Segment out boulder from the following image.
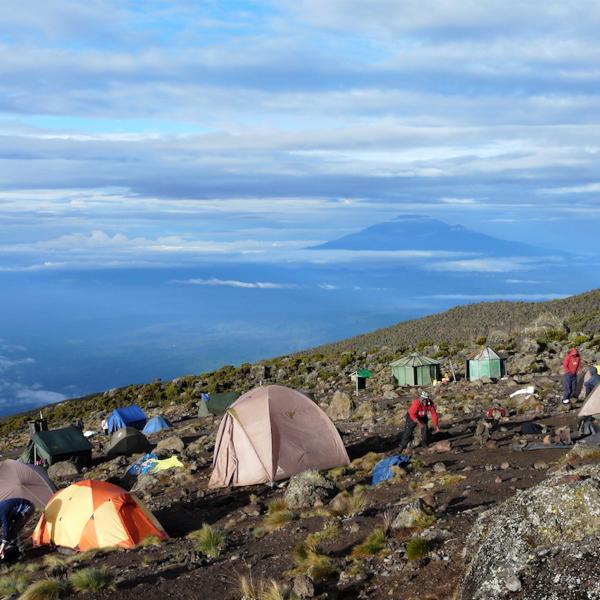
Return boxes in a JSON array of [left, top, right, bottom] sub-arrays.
[[326, 391, 355, 421], [155, 436, 185, 455], [284, 470, 336, 510], [458, 463, 600, 600], [48, 461, 79, 479], [392, 498, 434, 529], [293, 575, 315, 598], [353, 401, 376, 422], [487, 330, 511, 346], [185, 436, 209, 457]]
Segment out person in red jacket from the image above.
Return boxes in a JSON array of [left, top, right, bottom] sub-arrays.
[[562, 348, 582, 405], [398, 391, 439, 451]]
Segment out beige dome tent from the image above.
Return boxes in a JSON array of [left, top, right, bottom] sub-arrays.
[[209, 385, 350, 488], [579, 385, 600, 417]]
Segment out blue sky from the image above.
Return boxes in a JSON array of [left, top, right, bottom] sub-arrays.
[[1, 1, 600, 412]]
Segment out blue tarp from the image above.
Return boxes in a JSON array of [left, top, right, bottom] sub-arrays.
[[372, 455, 411, 485], [142, 416, 172, 434], [126, 452, 159, 478], [107, 405, 147, 433]]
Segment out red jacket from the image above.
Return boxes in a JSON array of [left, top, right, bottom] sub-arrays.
[[408, 398, 439, 428], [563, 349, 581, 375]]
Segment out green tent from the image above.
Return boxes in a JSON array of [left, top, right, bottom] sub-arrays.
[[20, 426, 92, 467], [390, 353, 441, 386], [198, 391, 240, 417], [467, 347, 507, 381]]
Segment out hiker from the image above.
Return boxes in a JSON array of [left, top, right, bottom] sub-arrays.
[[584, 366, 600, 397], [0, 498, 34, 560], [562, 348, 582, 405], [398, 391, 439, 451], [101, 417, 108, 435]]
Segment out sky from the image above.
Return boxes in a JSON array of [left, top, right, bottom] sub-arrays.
[[1, 0, 600, 413]]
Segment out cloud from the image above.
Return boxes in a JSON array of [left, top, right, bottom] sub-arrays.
[[171, 277, 300, 289], [426, 258, 544, 273], [0, 355, 35, 371]]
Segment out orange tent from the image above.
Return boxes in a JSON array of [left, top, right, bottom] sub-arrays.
[[32, 480, 168, 551], [209, 385, 350, 488]]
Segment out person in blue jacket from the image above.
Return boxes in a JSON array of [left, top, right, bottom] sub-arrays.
[[0, 498, 34, 560]]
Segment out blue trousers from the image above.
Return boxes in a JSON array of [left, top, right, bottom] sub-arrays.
[[563, 373, 577, 400]]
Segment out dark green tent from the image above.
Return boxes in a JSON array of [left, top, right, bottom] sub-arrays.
[[107, 427, 152, 458], [20, 426, 92, 467], [198, 391, 240, 417]]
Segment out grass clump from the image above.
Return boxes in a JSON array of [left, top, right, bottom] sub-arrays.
[[263, 499, 294, 532], [291, 525, 339, 581], [329, 487, 368, 518], [406, 537, 429, 561], [413, 512, 437, 528], [238, 574, 300, 600], [69, 567, 116, 592], [0, 571, 33, 596], [20, 577, 72, 600], [137, 534, 164, 547], [351, 528, 387, 559], [187, 523, 226, 558]]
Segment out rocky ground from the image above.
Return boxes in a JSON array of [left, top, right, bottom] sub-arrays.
[[2, 311, 600, 599], [2, 369, 599, 600]]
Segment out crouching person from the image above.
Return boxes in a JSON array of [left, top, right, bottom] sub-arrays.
[[0, 498, 34, 561], [398, 391, 439, 451]]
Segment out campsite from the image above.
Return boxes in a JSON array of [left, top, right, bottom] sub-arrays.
[[1, 296, 600, 599]]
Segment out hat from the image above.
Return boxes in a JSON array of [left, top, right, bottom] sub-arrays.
[[420, 391, 431, 401]]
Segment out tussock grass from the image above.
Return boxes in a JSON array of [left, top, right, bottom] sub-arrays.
[[187, 523, 226, 558], [438, 474, 466, 487], [329, 487, 368, 518], [351, 528, 387, 559], [0, 571, 32, 596], [350, 452, 383, 475], [382, 509, 394, 535], [20, 577, 72, 600], [137, 534, 164, 547], [290, 524, 340, 581], [263, 499, 294, 532], [406, 537, 429, 561], [69, 567, 116, 592], [327, 466, 347, 480], [238, 574, 299, 600]]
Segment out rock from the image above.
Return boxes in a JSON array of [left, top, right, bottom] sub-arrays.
[[383, 390, 398, 400], [504, 574, 521, 592], [458, 463, 600, 600], [293, 574, 315, 598], [185, 436, 209, 457], [500, 462, 510, 470], [432, 462, 447, 473], [564, 443, 600, 464], [392, 498, 434, 529], [353, 401, 376, 422], [425, 439, 452, 453], [284, 470, 336, 510], [533, 462, 548, 470], [48, 461, 79, 479], [155, 436, 185, 454], [326, 391, 355, 421], [517, 337, 540, 354], [487, 330, 511, 346]]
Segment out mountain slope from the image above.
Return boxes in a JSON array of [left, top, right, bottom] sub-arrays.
[[313, 288, 600, 354], [311, 214, 555, 257]]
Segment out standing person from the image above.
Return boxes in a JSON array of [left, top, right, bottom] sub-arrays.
[[398, 391, 440, 451], [101, 417, 108, 435], [0, 498, 34, 560], [562, 348, 582, 405]]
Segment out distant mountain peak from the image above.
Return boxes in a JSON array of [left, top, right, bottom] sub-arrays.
[[310, 215, 549, 257]]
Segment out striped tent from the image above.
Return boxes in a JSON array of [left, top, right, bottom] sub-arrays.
[[32, 480, 167, 551]]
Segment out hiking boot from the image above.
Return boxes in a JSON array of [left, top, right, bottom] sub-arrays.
[[562, 398, 571, 405]]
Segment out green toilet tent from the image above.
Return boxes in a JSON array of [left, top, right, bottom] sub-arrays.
[[467, 347, 507, 381], [198, 391, 241, 417], [390, 353, 441, 386], [20, 426, 93, 468]]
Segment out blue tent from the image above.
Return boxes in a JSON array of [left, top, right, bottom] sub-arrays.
[[142, 416, 172, 435], [107, 405, 147, 433]]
